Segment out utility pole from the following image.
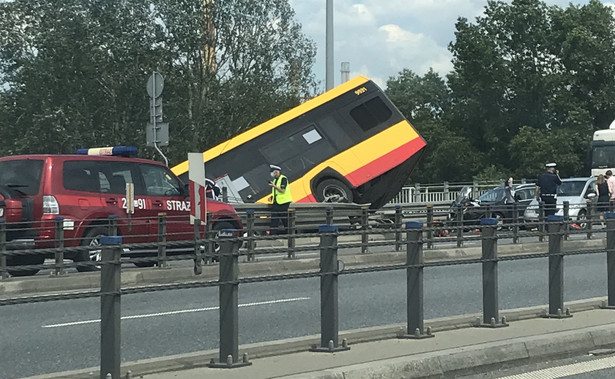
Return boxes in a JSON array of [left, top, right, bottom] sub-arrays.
[[326, 0, 334, 90]]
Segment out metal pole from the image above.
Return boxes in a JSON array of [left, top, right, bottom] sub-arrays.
[[563, 201, 569, 240], [394, 205, 402, 251], [586, 199, 593, 240], [538, 201, 545, 242], [310, 225, 350, 352], [426, 204, 434, 249], [603, 212, 615, 309], [361, 206, 368, 254], [246, 209, 255, 262], [325, 206, 333, 225], [0, 219, 7, 279], [399, 221, 434, 339], [157, 213, 167, 268], [479, 218, 507, 328], [193, 220, 202, 275], [53, 216, 65, 276], [100, 235, 122, 379], [287, 208, 296, 259], [456, 204, 463, 248], [544, 215, 571, 318], [326, 0, 334, 90], [208, 229, 252, 368]]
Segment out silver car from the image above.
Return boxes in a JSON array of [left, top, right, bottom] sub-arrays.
[[523, 177, 597, 229]]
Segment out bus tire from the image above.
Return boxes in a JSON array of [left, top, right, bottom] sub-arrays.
[[315, 179, 354, 203]]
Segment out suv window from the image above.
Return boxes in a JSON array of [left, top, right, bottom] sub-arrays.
[[139, 164, 183, 196], [64, 161, 139, 194], [0, 160, 44, 195]]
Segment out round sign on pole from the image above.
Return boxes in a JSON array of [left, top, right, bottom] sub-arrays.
[[146, 72, 164, 98]]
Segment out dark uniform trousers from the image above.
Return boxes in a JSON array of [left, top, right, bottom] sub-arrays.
[[541, 194, 557, 217], [270, 202, 290, 235]]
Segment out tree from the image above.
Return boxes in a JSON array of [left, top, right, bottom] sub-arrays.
[[0, 0, 317, 165], [447, 0, 615, 179]]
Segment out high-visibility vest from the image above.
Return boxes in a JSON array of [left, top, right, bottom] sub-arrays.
[[272, 174, 292, 204]]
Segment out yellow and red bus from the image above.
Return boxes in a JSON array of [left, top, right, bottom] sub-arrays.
[[171, 75, 426, 209]]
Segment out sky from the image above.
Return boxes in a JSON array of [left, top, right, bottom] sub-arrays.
[[289, 0, 615, 90]]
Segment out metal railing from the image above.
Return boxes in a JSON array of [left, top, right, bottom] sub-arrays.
[[0, 204, 612, 378]]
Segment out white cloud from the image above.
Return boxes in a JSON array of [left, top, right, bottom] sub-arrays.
[[290, 0, 611, 90]]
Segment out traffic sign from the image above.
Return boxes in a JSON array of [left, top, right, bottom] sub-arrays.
[[146, 122, 169, 147], [146, 72, 164, 98]]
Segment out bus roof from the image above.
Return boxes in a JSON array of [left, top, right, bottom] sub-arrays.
[[171, 75, 372, 176]]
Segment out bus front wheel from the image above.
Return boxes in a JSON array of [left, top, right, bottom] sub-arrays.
[[315, 179, 354, 203]]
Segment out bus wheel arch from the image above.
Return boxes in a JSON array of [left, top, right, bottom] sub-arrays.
[[314, 178, 354, 203]]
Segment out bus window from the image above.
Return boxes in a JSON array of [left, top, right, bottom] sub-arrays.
[[350, 96, 392, 131]]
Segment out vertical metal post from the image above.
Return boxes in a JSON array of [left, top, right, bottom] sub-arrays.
[[394, 205, 402, 251], [100, 235, 122, 379], [456, 204, 463, 248], [246, 209, 255, 262], [603, 212, 615, 309], [472, 179, 479, 199], [538, 201, 545, 242], [414, 183, 421, 203], [193, 220, 202, 275], [53, 216, 65, 276], [325, 0, 334, 90], [361, 206, 368, 254], [543, 215, 571, 318], [399, 222, 434, 339], [0, 219, 7, 279], [208, 229, 252, 368], [325, 207, 333, 225], [586, 199, 593, 240], [206, 212, 214, 263], [512, 202, 519, 244], [478, 218, 507, 328], [108, 215, 118, 236], [310, 225, 350, 352], [425, 204, 434, 249], [222, 186, 228, 203], [157, 213, 167, 268], [287, 208, 296, 259], [563, 201, 570, 240]]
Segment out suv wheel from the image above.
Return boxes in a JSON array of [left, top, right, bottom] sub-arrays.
[[76, 226, 108, 272]]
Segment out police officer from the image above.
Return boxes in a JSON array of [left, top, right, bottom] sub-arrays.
[[268, 164, 292, 235], [535, 162, 562, 217]]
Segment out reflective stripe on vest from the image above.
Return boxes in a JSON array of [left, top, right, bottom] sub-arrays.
[[272, 174, 292, 204]]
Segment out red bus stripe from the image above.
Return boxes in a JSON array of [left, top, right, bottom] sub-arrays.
[[345, 137, 426, 186]]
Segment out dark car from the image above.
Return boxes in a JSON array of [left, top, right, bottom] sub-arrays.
[[448, 183, 535, 229]]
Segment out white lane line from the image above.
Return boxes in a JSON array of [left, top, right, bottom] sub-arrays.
[[42, 297, 311, 328], [498, 354, 615, 379]]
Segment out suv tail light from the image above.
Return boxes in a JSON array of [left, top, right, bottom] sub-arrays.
[[43, 195, 60, 215]]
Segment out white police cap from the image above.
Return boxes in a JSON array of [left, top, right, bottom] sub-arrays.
[[545, 163, 557, 168], [269, 164, 281, 172]]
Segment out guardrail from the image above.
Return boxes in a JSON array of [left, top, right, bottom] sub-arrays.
[[387, 179, 533, 205], [1, 205, 614, 378]]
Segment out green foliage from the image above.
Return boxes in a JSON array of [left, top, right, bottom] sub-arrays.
[[391, 0, 615, 185], [0, 0, 316, 165]]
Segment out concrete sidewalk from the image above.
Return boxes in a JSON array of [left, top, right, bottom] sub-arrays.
[[30, 298, 615, 379]]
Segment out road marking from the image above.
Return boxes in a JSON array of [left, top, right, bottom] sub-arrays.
[[498, 355, 615, 378], [42, 297, 311, 328]]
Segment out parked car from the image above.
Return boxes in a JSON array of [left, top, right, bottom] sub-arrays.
[[448, 183, 536, 229], [0, 146, 243, 276], [523, 177, 596, 229]]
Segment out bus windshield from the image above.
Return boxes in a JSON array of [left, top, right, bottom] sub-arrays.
[[171, 76, 427, 209]]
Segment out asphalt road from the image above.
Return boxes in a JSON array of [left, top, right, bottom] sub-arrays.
[[2, 250, 609, 379]]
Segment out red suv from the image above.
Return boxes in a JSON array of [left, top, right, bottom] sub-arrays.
[[0, 146, 243, 276]]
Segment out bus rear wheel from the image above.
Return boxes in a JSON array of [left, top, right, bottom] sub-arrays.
[[315, 179, 353, 203]]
